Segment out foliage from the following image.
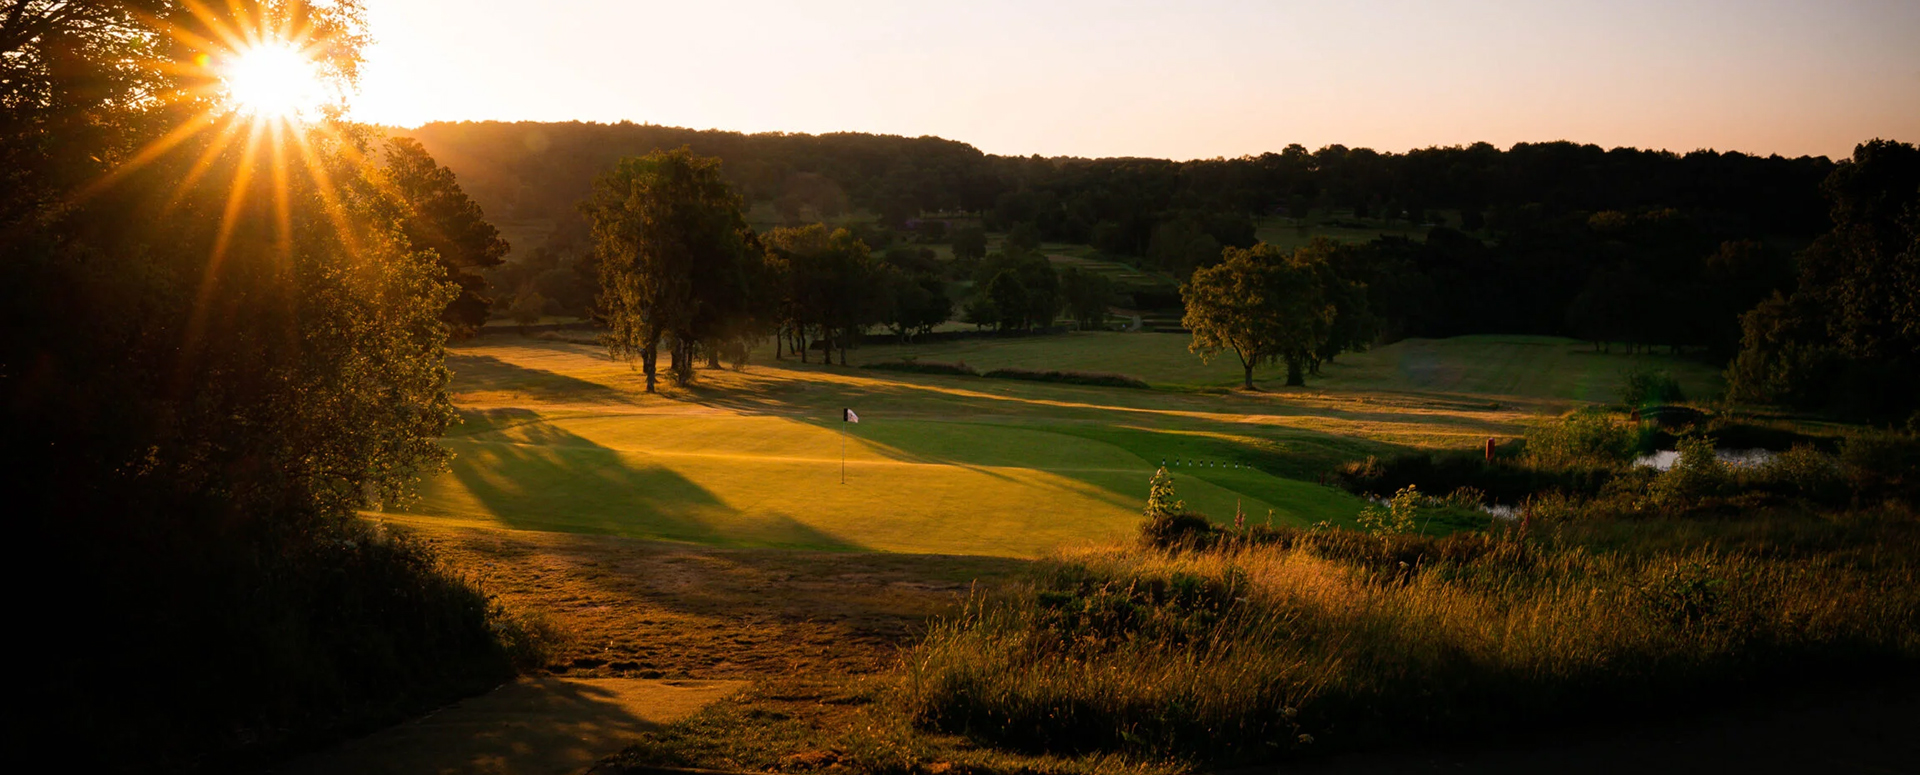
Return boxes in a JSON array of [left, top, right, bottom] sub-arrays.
[[952, 225, 989, 261], [1621, 366, 1688, 407], [981, 367, 1149, 389], [1140, 468, 1212, 548], [1525, 409, 1636, 468], [764, 223, 885, 364], [1060, 266, 1117, 329], [1729, 139, 1920, 420], [582, 147, 759, 389], [508, 285, 549, 329], [861, 359, 979, 376], [1182, 242, 1337, 388], [902, 524, 1919, 765], [1, 2, 525, 769], [1650, 434, 1729, 505], [975, 248, 1062, 331], [1356, 485, 1423, 536], [381, 136, 511, 336]]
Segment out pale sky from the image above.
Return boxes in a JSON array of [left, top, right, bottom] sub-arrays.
[[349, 0, 1920, 160]]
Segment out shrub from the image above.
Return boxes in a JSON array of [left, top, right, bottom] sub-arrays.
[[1357, 485, 1423, 536], [1840, 431, 1920, 502], [861, 359, 980, 376], [1621, 367, 1688, 407], [1141, 467, 1214, 548], [981, 367, 1149, 389], [1651, 434, 1730, 506], [1526, 409, 1635, 468], [1334, 449, 1614, 504], [1746, 445, 1848, 504]]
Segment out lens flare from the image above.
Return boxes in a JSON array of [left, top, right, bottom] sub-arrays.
[[222, 41, 328, 120]]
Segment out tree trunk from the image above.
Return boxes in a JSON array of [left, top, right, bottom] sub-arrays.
[[799, 329, 808, 363], [1243, 363, 1255, 390], [1285, 356, 1304, 386], [642, 342, 658, 393], [838, 328, 849, 366]]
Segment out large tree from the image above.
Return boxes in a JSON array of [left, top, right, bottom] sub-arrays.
[[582, 147, 755, 390], [382, 136, 510, 335], [763, 223, 881, 365], [2, 2, 515, 766], [1183, 243, 1335, 388], [1729, 139, 1920, 420]]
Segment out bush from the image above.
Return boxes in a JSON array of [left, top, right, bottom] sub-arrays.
[[860, 359, 980, 376], [1746, 445, 1848, 503], [1140, 467, 1216, 548], [982, 367, 1149, 389], [1356, 485, 1423, 536], [1621, 367, 1688, 407], [1840, 431, 1920, 502], [1334, 449, 1614, 504], [1651, 434, 1730, 505], [1526, 409, 1636, 468]]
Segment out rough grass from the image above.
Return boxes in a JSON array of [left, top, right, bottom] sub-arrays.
[[899, 521, 1920, 765]]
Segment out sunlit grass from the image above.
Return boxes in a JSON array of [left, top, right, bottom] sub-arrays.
[[391, 332, 1720, 557]]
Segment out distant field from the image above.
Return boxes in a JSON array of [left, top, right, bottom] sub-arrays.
[[387, 332, 1720, 557]]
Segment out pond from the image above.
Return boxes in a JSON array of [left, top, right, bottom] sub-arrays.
[[1633, 448, 1777, 472]]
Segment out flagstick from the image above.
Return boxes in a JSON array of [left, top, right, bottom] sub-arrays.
[[840, 423, 846, 485]]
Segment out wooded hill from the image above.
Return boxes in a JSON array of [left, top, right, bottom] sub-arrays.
[[405, 120, 1836, 251]]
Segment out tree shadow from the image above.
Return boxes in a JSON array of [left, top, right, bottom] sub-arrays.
[[439, 417, 865, 551], [447, 352, 633, 405], [277, 676, 741, 775]]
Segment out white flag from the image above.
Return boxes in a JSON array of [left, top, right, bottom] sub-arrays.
[[844, 408, 860, 423]]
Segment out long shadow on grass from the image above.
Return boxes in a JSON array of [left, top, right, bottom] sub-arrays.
[[448, 352, 632, 405], [438, 418, 864, 551]]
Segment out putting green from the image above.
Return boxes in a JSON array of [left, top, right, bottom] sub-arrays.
[[412, 411, 1360, 557]]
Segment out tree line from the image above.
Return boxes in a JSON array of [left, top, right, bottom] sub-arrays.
[[411, 121, 1838, 355], [582, 148, 1124, 391]]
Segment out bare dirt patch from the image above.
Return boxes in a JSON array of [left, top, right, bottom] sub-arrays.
[[397, 521, 1027, 679]]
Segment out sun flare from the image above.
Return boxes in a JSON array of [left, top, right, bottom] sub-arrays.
[[221, 42, 329, 120]]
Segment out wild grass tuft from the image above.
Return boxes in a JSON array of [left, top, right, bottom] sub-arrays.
[[899, 522, 1920, 766]]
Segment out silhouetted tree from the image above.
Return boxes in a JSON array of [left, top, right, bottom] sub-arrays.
[[583, 147, 754, 390], [383, 137, 510, 336]]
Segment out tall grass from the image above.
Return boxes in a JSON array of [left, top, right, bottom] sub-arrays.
[[900, 526, 1920, 764]]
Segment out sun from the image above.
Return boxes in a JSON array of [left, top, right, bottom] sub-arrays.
[[220, 41, 330, 120]]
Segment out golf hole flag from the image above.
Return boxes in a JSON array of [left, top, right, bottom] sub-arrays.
[[844, 408, 860, 423]]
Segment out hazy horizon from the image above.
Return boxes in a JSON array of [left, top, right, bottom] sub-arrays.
[[350, 0, 1920, 162]]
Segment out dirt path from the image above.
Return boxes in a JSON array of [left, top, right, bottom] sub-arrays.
[[277, 678, 744, 775], [272, 523, 1020, 774], [401, 522, 1025, 680]]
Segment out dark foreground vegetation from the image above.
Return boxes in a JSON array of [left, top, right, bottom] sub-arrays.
[[2, 3, 531, 771], [894, 419, 1920, 768]]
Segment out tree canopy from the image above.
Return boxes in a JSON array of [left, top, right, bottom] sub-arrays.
[[1182, 243, 1340, 388], [582, 147, 757, 390]]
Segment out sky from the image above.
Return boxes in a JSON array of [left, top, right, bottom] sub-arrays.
[[348, 0, 1920, 161]]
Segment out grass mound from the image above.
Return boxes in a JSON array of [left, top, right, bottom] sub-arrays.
[[982, 367, 1149, 389]]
